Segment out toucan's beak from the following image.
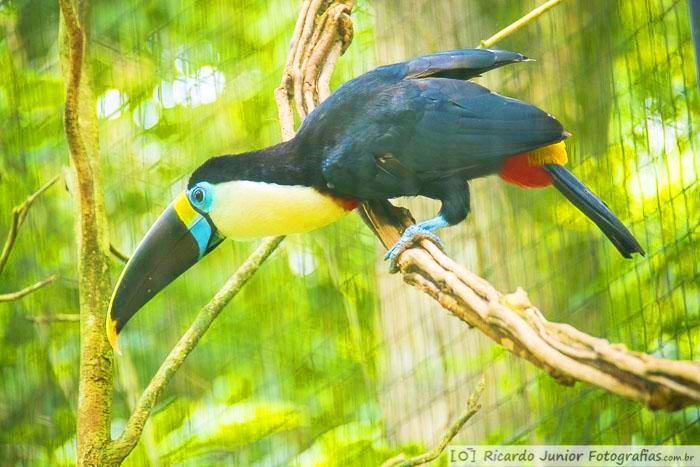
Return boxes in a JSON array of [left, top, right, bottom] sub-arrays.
[[107, 192, 223, 353]]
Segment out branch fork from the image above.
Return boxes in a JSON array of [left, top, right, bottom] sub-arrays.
[[106, 1, 354, 463], [0, 175, 60, 302], [361, 196, 700, 410], [65, 0, 698, 463]]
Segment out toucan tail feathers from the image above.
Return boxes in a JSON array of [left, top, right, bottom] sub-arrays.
[[544, 164, 645, 258]]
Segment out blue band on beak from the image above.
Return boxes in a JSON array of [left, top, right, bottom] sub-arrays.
[[108, 191, 225, 345], [190, 215, 213, 258]]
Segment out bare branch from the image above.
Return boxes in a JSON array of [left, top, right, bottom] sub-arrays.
[[107, 2, 354, 462], [359, 0, 699, 411], [59, 0, 115, 463], [359, 0, 692, 410], [0, 176, 60, 302], [26, 313, 80, 324], [0, 274, 58, 302], [276, 0, 352, 133], [318, 42, 343, 101], [381, 376, 485, 467], [478, 0, 565, 49], [291, 0, 326, 120], [60, 0, 94, 200], [109, 243, 129, 263], [360, 200, 700, 410], [0, 175, 60, 276], [301, 3, 352, 114], [275, 0, 321, 141], [106, 236, 283, 464]]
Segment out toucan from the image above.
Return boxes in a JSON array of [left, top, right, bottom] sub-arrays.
[[107, 48, 644, 351]]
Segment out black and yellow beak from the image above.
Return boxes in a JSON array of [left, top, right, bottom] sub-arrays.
[[107, 192, 223, 353]]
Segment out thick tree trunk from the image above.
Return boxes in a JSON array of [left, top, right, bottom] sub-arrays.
[[58, 0, 114, 464]]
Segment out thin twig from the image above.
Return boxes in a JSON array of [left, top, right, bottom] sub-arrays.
[[360, 200, 700, 410], [0, 274, 58, 302], [381, 376, 486, 467], [109, 243, 129, 263], [107, 2, 353, 462], [0, 175, 60, 275], [478, 0, 564, 49], [358, 0, 700, 411], [26, 313, 80, 324], [0, 176, 60, 302], [107, 236, 283, 464]]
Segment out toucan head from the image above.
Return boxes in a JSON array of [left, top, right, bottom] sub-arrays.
[[107, 179, 224, 352], [106, 145, 351, 352]]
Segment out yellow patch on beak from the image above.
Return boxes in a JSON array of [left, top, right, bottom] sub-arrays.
[[107, 318, 121, 355], [527, 141, 568, 166], [173, 191, 198, 227]]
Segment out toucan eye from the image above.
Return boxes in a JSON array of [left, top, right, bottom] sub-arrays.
[[192, 187, 205, 204], [188, 182, 213, 211]]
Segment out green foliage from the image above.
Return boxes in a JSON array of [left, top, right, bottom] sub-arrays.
[[1, 0, 698, 465]]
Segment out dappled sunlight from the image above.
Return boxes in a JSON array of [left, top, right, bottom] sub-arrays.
[[2, 0, 698, 464], [100, 56, 226, 132], [287, 247, 319, 277], [170, 64, 225, 108], [626, 108, 692, 204], [133, 100, 160, 129], [96, 88, 128, 120]]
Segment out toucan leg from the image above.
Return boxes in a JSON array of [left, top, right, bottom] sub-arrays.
[[384, 179, 470, 273], [384, 214, 450, 273]]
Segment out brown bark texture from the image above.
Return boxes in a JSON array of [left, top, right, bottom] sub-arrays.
[[59, 0, 115, 465], [105, 0, 353, 463], [61, 0, 699, 463]]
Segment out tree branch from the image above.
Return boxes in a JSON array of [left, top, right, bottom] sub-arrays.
[[107, 2, 353, 463], [358, 0, 700, 411], [106, 235, 282, 463], [59, 0, 115, 463], [0, 274, 58, 302], [25, 313, 80, 324], [109, 243, 129, 263], [478, 0, 565, 49], [359, 198, 700, 410], [0, 176, 60, 302], [381, 376, 485, 467], [0, 175, 59, 276]]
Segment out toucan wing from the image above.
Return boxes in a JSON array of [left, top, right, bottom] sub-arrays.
[[399, 48, 530, 80], [321, 78, 566, 199]]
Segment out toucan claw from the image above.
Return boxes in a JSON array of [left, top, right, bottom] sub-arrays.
[[384, 224, 446, 273]]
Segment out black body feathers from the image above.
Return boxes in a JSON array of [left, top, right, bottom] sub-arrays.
[[190, 48, 567, 203]]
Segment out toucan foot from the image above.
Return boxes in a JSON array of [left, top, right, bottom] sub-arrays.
[[384, 224, 445, 273]]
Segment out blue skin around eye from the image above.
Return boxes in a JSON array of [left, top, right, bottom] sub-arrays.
[[186, 182, 216, 257], [188, 182, 214, 212]]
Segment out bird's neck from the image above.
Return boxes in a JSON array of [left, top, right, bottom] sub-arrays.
[[227, 138, 324, 188], [206, 139, 358, 240]]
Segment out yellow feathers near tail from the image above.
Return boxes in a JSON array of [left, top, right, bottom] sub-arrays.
[[527, 141, 568, 166]]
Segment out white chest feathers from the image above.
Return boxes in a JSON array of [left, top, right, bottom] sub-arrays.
[[208, 180, 356, 239]]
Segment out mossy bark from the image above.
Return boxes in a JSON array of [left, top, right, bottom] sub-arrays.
[[58, 0, 114, 465]]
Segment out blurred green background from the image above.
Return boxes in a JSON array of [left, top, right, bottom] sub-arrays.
[[0, 0, 698, 465]]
